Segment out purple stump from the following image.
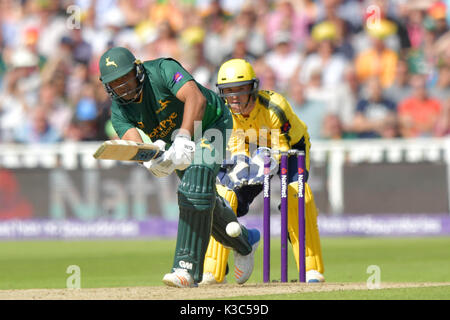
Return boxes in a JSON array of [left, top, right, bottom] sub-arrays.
[[297, 152, 306, 282], [263, 154, 271, 283], [280, 153, 288, 282]]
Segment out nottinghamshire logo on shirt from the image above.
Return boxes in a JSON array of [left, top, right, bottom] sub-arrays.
[[149, 112, 178, 139], [156, 99, 170, 114]]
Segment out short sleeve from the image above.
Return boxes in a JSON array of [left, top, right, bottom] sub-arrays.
[[159, 59, 194, 96], [111, 102, 134, 138]]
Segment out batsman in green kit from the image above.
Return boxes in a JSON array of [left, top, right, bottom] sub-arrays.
[[98, 47, 260, 287]]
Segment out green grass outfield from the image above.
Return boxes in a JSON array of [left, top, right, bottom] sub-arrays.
[[0, 237, 449, 299]]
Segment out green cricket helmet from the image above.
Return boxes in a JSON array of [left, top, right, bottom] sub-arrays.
[[99, 47, 145, 105]]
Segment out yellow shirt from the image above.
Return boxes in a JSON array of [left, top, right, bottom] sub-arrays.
[[355, 48, 398, 88], [228, 90, 311, 171]]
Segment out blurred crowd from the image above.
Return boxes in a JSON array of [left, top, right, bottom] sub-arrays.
[[0, 0, 449, 143]]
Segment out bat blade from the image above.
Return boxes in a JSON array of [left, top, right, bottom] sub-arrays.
[[93, 140, 164, 162]]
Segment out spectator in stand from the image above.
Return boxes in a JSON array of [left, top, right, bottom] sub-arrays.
[[202, 5, 230, 67], [369, 0, 411, 53], [11, 47, 41, 106], [300, 21, 349, 88], [37, 82, 72, 139], [321, 113, 356, 140], [300, 0, 320, 24], [65, 95, 99, 142], [1, 0, 450, 144], [445, 0, 450, 25], [405, 5, 426, 49], [355, 19, 399, 88], [33, 0, 70, 60], [14, 106, 62, 143], [0, 48, 40, 142], [117, 0, 150, 27], [430, 64, 450, 101], [180, 26, 214, 88], [434, 98, 450, 136], [66, 62, 90, 106], [70, 28, 93, 66], [427, 1, 449, 40], [265, 0, 310, 50], [219, 0, 248, 16], [0, 26, 5, 86], [288, 80, 328, 140], [145, 21, 182, 61], [352, 77, 397, 138], [91, 76, 112, 141], [384, 59, 413, 106], [253, 59, 278, 92], [222, 31, 258, 65], [327, 65, 361, 135], [0, 69, 28, 142], [313, 0, 358, 60], [148, 0, 187, 34], [406, 20, 436, 79], [22, 27, 47, 70], [225, 6, 266, 58], [398, 74, 442, 137], [264, 31, 303, 94], [303, 67, 334, 114], [0, 60, 5, 90]]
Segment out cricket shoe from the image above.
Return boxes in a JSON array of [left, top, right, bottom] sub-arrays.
[[306, 270, 325, 283], [162, 268, 197, 288], [198, 272, 227, 285], [234, 228, 260, 284]]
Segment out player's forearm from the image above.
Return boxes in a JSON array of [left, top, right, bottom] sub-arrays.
[[122, 128, 144, 143], [180, 94, 206, 137]]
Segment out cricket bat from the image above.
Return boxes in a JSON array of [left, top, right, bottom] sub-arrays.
[[93, 140, 164, 162]]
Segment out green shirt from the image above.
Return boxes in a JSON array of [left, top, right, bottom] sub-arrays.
[[111, 58, 224, 144]]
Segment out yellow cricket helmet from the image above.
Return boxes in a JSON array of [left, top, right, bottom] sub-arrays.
[[216, 58, 259, 99]]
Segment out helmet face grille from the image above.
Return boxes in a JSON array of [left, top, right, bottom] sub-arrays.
[[216, 79, 259, 99], [105, 62, 145, 105]]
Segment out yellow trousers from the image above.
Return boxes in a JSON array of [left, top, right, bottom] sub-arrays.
[[204, 183, 324, 282]]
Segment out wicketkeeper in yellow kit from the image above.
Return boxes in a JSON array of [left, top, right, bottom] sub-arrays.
[[200, 59, 325, 284]]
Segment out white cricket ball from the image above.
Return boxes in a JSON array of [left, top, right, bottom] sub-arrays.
[[226, 222, 242, 238]]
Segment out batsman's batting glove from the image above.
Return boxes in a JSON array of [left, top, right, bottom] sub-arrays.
[[164, 134, 196, 171], [142, 140, 176, 177]]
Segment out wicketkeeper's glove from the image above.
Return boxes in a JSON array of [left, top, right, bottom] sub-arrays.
[[217, 148, 278, 189]]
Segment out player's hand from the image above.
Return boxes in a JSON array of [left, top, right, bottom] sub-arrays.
[[142, 140, 176, 177], [164, 134, 196, 171], [217, 149, 279, 189], [217, 155, 259, 189], [248, 147, 278, 184]]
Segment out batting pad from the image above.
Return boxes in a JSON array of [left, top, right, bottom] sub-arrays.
[[203, 185, 239, 282], [287, 182, 324, 274], [175, 165, 216, 283]]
